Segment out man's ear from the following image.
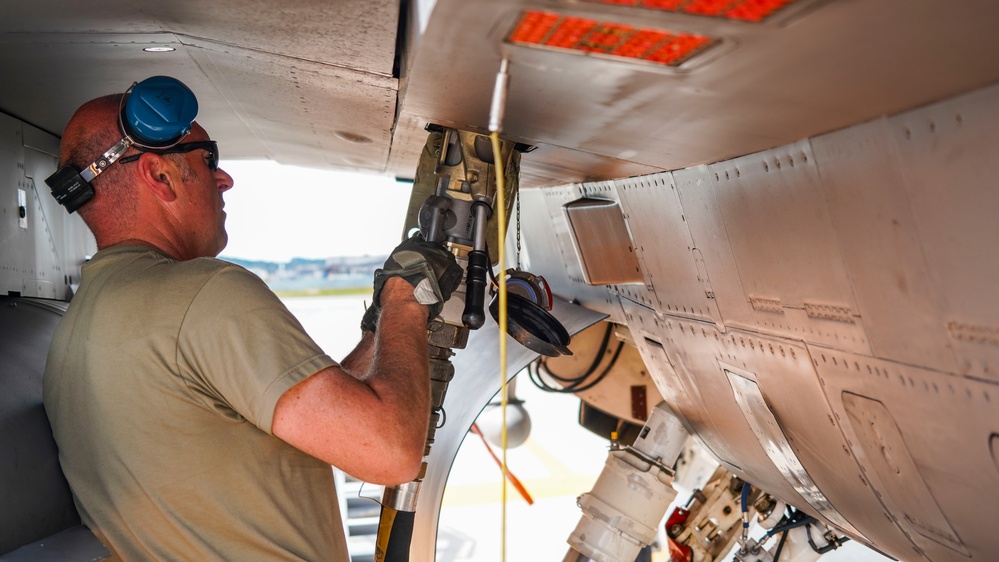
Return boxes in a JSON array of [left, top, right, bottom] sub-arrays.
[[136, 153, 178, 203]]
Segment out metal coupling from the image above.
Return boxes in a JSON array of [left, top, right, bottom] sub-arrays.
[[382, 480, 422, 513]]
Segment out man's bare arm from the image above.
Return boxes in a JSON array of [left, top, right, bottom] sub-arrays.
[[271, 277, 430, 485], [340, 329, 375, 379]]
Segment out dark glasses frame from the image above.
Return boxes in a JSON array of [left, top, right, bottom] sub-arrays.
[[119, 141, 219, 171]]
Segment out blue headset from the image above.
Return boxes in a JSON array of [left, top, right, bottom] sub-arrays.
[[45, 76, 199, 213]]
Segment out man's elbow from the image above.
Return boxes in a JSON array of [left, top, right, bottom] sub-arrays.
[[357, 445, 424, 486], [383, 464, 424, 488], [366, 405, 429, 485]]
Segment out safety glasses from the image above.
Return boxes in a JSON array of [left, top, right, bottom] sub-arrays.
[[118, 141, 220, 171]]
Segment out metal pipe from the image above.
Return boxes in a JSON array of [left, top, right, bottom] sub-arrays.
[[488, 58, 510, 134]]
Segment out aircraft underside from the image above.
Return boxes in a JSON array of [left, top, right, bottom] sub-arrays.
[[1, 0, 998, 561]]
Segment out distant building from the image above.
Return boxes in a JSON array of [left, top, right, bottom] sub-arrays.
[[220, 255, 386, 292]]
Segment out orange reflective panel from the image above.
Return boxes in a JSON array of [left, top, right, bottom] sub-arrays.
[[507, 10, 715, 67]]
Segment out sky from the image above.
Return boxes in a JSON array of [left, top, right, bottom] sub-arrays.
[[218, 160, 413, 263]]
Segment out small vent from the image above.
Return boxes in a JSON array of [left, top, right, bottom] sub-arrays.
[[750, 295, 784, 313], [803, 302, 855, 324], [947, 321, 999, 347]]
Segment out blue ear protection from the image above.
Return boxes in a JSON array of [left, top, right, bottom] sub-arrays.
[[122, 76, 199, 147], [45, 76, 199, 213]]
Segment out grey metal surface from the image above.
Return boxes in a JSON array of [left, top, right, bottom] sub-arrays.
[[689, 140, 872, 354], [810, 83, 999, 381], [0, 526, 109, 562], [1, 2, 997, 561], [615, 172, 721, 325], [0, 112, 94, 299], [627, 304, 907, 556], [888, 87, 999, 384], [815, 349, 998, 562], [400, 0, 999, 186], [410, 296, 606, 562], [624, 302, 745, 475], [841, 393, 967, 557], [0, 0, 401, 175], [810, 117, 958, 375], [0, 297, 80, 555], [523, 79, 999, 562], [1, 0, 998, 188], [726, 368, 858, 536]]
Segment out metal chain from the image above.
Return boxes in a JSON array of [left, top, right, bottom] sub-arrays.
[[516, 191, 522, 271]]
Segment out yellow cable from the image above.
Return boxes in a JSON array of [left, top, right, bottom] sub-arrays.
[[490, 130, 508, 562]]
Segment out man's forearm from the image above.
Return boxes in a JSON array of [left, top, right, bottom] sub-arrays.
[[341, 330, 375, 379], [364, 277, 432, 468]]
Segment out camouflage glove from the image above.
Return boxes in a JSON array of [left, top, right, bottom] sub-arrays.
[[361, 234, 463, 332], [360, 301, 381, 334]]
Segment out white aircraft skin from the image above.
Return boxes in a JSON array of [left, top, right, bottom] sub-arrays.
[[1, 1, 998, 561]]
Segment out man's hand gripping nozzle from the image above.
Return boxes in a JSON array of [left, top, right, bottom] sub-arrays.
[[360, 233, 463, 334]]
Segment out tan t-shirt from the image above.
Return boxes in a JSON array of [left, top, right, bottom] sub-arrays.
[[43, 245, 348, 561]]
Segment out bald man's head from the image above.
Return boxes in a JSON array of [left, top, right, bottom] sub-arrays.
[[59, 94, 138, 237], [56, 87, 233, 258]]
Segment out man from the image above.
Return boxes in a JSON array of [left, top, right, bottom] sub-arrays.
[[43, 90, 461, 560]]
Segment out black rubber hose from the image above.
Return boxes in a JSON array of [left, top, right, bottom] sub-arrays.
[[542, 322, 612, 383], [765, 515, 813, 538], [562, 341, 624, 393], [773, 529, 789, 562], [374, 506, 415, 562]]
